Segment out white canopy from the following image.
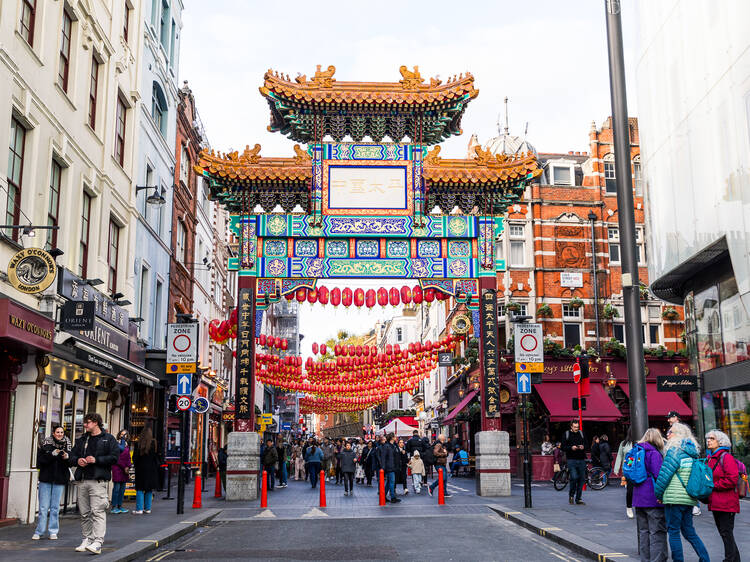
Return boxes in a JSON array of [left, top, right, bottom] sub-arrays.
[[379, 417, 418, 437]]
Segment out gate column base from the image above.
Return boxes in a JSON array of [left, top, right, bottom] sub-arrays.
[[475, 431, 511, 497], [226, 432, 260, 501]]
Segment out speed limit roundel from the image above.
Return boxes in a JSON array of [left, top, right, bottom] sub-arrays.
[[177, 396, 192, 411]]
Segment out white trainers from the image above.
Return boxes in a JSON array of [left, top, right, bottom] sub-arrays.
[[75, 538, 91, 552], [31, 534, 40, 540], [692, 505, 701, 516], [49, 534, 58, 540], [86, 540, 102, 554], [626, 507, 634, 519]]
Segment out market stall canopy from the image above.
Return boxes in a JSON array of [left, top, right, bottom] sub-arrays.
[[619, 383, 692, 418], [380, 416, 418, 437], [535, 382, 622, 422], [443, 390, 478, 424]]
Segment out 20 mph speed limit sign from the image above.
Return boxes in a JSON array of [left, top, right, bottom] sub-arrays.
[[177, 396, 192, 411], [514, 323, 544, 364]]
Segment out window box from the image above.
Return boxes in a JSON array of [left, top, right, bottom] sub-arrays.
[[536, 304, 553, 318], [602, 303, 619, 319], [661, 306, 679, 320]]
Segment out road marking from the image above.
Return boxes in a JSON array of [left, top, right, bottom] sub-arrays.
[[595, 523, 608, 526], [254, 509, 276, 518], [301, 507, 329, 517], [147, 550, 174, 561], [137, 539, 159, 546]]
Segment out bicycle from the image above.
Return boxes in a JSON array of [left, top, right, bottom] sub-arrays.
[[553, 460, 609, 491]]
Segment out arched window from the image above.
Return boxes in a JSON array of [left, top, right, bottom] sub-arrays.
[[151, 81, 167, 137], [603, 153, 616, 194]]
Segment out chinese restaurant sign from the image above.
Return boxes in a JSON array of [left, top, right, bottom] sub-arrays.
[[235, 288, 253, 419], [481, 289, 501, 417]]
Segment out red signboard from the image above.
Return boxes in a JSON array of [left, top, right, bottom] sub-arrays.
[[0, 298, 54, 352]]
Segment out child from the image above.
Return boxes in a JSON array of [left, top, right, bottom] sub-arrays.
[[408, 450, 426, 494]]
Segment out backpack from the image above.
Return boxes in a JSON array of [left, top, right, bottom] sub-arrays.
[[719, 452, 748, 499], [622, 443, 648, 484], [421, 443, 435, 465], [676, 456, 714, 502]]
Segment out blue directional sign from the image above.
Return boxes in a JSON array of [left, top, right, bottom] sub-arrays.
[[282, 423, 292, 431], [517, 372, 531, 394], [177, 373, 192, 396]]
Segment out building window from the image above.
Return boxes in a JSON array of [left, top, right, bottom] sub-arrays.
[[151, 82, 167, 136], [6, 118, 26, 240], [153, 280, 163, 346], [649, 324, 660, 345], [138, 265, 150, 337], [176, 221, 187, 264], [20, 0, 36, 46], [613, 323, 625, 343], [88, 56, 100, 129], [47, 160, 62, 249], [498, 304, 506, 318], [604, 154, 616, 194], [633, 159, 643, 197], [636, 227, 645, 264], [562, 304, 580, 318], [160, 0, 170, 50], [552, 165, 572, 186], [564, 323, 581, 348], [58, 10, 72, 92], [115, 94, 127, 166], [79, 192, 91, 277], [107, 218, 120, 294], [123, 1, 130, 42], [180, 146, 190, 184], [648, 306, 661, 320], [396, 327, 403, 342], [169, 19, 177, 67], [608, 227, 620, 263], [509, 223, 525, 266]]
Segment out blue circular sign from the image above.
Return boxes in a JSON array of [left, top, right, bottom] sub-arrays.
[[192, 396, 210, 414]]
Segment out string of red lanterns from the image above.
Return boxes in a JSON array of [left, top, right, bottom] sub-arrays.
[[286, 285, 451, 308]]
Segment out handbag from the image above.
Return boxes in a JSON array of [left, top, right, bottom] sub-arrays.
[[553, 463, 561, 473]]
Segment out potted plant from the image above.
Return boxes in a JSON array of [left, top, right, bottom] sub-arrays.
[[536, 303, 553, 318], [602, 303, 620, 319], [662, 306, 679, 320], [604, 337, 627, 359], [569, 297, 584, 310], [507, 301, 522, 313], [639, 285, 650, 301]]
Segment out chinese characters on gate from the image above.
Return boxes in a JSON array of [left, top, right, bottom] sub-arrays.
[[235, 288, 253, 419], [327, 165, 408, 211], [481, 290, 501, 417]]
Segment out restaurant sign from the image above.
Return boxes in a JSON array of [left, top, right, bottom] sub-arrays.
[[657, 375, 698, 392], [7, 248, 57, 294], [58, 268, 129, 331], [71, 318, 130, 361], [0, 298, 54, 351]]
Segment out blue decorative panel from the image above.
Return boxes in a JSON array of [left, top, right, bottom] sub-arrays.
[[326, 216, 411, 237], [325, 239, 349, 258], [446, 216, 470, 237], [387, 240, 409, 258], [264, 239, 287, 257], [294, 239, 318, 257], [418, 240, 440, 258], [356, 239, 379, 258], [448, 240, 471, 258], [447, 259, 470, 278]]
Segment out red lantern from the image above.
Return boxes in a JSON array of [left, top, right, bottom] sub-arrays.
[[342, 287, 353, 307], [331, 287, 341, 307], [312, 342, 319, 355], [281, 339, 288, 351], [307, 290, 318, 304], [400, 286, 412, 305], [296, 288, 306, 303], [354, 288, 365, 308], [412, 285, 423, 304], [274, 337, 282, 349], [285, 292, 294, 301], [365, 289, 376, 309], [320, 343, 327, 355], [424, 288, 435, 303], [334, 344, 341, 356], [377, 288, 388, 307], [389, 287, 400, 307], [318, 286, 329, 305], [259, 334, 267, 347]]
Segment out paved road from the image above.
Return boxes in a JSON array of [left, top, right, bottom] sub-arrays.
[[137, 511, 585, 561]]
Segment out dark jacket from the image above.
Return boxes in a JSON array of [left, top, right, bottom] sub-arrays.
[[262, 445, 278, 467], [632, 442, 664, 508], [405, 436, 424, 456], [363, 447, 377, 472], [561, 430, 586, 460], [38, 437, 72, 485], [598, 441, 612, 471], [132, 442, 161, 492], [379, 442, 397, 472], [68, 431, 119, 481], [338, 450, 357, 473], [421, 441, 436, 465], [591, 441, 601, 466], [218, 448, 228, 471]]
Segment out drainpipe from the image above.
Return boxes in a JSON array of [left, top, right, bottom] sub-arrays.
[[588, 211, 601, 354]]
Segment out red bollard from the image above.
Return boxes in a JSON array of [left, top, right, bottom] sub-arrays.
[[437, 468, 445, 505], [260, 471, 268, 508], [319, 470, 326, 508], [192, 470, 202, 508], [214, 467, 222, 498], [379, 469, 386, 506]]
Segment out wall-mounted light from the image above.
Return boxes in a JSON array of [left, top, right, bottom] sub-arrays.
[[135, 184, 166, 206]]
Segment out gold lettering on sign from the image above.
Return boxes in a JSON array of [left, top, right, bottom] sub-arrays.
[[8, 314, 53, 340]]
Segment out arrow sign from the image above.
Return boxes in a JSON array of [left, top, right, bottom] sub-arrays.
[[517, 372, 531, 394], [178, 374, 192, 396]]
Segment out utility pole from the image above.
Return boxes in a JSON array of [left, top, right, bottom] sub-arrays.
[[604, 0, 648, 439], [511, 314, 534, 509], [588, 211, 601, 354]]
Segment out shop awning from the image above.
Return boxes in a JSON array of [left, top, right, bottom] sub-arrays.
[[70, 340, 161, 387], [535, 383, 622, 422], [619, 383, 692, 418], [443, 390, 478, 423]]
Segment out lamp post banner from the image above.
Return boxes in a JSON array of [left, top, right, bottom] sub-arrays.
[[480, 289, 501, 418]]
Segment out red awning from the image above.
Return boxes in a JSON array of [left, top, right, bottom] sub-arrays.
[[619, 383, 692, 418], [443, 390, 478, 423], [535, 383, 622, 422]]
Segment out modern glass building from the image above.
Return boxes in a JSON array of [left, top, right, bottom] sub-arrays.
[[636, 1, 750, 463]]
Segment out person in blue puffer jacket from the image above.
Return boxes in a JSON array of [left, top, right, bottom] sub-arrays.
[[653, 423, 710, 562]]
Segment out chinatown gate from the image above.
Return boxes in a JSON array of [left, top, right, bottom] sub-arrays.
[[195, 66, 541, 499]]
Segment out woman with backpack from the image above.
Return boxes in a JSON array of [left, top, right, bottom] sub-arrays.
[[654, 423, 710, 562], [705, 430, 741, 562], [614, 426, 635, 518], [630, 428, 667, 562]]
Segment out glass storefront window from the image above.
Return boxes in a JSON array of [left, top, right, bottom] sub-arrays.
[[38, 383, 48, 447], [694, 285, 723, 371], [63, 387, 74, 441], [51, 383, 62, 427], [75, 388, 86, 442], [719, 277, 750, 365], [703, 390, 750, 467]]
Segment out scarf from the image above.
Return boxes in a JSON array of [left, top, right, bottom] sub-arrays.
[[708, 446, 730, 458], [42, 435, 71, 451]]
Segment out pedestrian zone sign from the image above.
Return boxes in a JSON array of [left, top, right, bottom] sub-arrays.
[[514, 323, 543, 374], [167, 324, 198, 364]]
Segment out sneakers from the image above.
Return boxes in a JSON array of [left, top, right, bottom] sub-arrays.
[[86, 540, 102, 554], [403, 489, 409, 495], [428, 487, 433, 497], [32, 534, 41, 540], [119, 508, 129, 513], [692, 505, 701, 516], [626, 507, 634, 519], [132, 510, 143, 515], [575, 500, 586, 505], [444, 494, 453, 498], [569, 496, 574, 505], [144, 510, 151, 514], [390, 498, 401, 503], [49, 534, 58, 540], [75, 539, 91, 552]]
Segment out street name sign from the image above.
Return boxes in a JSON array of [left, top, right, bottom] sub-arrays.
[[177, 396, 192, 411], [438, 352, 453, 367], [517, 372, 531, 394], [167, 324, 198, 364]]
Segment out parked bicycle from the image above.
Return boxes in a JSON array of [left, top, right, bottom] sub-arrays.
[[553, 460, 608, 491]]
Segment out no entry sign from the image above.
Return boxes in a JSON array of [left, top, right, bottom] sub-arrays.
[[167, 324, 198, 364]]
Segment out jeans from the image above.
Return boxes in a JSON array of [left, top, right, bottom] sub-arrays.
[[712, 510, 740, 562], [135, 490, 152, 512], [626, 480, 634, 508], [35, 482, 64, 536], [429, 466, 449, 495], [567, 459, 586, 502], [664, 504, 710, 562], [635, 507, 667, 562], [385, 471, 396, 500], [280, 460, 288, 485], [308, 462, 321, 488], [264, 467, 275, 490], [412, 474, 423, 493], [111, 482, 126, 508], [343, 472, 354, 493]]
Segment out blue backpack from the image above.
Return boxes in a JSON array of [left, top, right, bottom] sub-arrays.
[[676, 456, 714, 502], [622, 443, 648, 484]]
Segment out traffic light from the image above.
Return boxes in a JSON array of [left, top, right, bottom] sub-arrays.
[[579, 353, 590, 396], [168, 394, 178, 414]]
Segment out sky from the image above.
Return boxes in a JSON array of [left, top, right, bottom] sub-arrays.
[[179, 1, 640, 354]]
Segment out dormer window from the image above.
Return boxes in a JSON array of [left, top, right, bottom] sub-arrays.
[[551, 165, 572, 186]]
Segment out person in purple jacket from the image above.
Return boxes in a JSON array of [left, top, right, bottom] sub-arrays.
[[110, 430, 131, 514], [632, 428, 667, 562]]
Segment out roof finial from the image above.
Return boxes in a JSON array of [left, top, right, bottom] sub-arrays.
[[504, 96, 510, 135]]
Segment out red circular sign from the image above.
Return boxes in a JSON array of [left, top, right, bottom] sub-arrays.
[[177, 396, 192, 411], [173, 334, 191, 353], [573, 364, 582, 384], [520, 334, 538, 352]]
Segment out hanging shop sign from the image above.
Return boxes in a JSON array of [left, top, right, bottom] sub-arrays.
[[235, 287, 254, 419], [71, 318, 130, 360], [7, 248, 57, 294], [0, 298, 54, 352], [60, 301, 95, 331], [480, 289, 501, 417], [657, 375, 698, 392], [58, 268, 129, 331]]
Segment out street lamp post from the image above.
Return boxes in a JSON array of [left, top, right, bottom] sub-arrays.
[[588, 211, 601, 354]]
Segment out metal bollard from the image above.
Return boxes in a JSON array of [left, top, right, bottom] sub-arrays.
[[192, 470, 203, 509], [438, 468, 445, 505], [214, 467, 222, 498], [379, 469, 386, 506], [261, 471, 268, 508], [319, 470, 326, 508]]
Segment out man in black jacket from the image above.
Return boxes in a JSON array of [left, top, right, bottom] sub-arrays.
[[379, 433, 400, 503], [261, 439, 278, 491], [561, 420, 587, 505], [405, 430, 424, 457], [67, 413, 119, 554]]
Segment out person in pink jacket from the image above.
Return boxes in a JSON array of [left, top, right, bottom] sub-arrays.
[[705, 430, 740, 562], [110, 430, 131, 514]]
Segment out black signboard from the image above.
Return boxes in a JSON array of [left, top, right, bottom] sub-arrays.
[[60, 301, 95, 331], [480, 289, 501, 417], [235, 287, 254, 419], [438, 352, 453, 367], [572, 397, 587, 411], [71, 317, 130, 360], [58, 268, 129, 331], [657, 375, 698, 392]]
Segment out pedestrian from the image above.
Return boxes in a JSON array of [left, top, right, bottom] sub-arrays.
[[355, 443, 366, 484], [132, 428, 160, 515], [261, 438, 278, 490], [407, 450, 425, 494], [665, 410, 699, 516], [363, 440, 376, 486], [541, 434, 554, 456], [552, 442, 564, 478], [305, 441, 324, 489], [705, 429, 741, 562], [654, 423, 710, 562], [334, 438, 343, 485], [614, 426, 635, 519], [67, 412, 119, 555], [422, 436, 435, 479], [292, 441, 305, 481], [562, 420, 587, 505], [322, 438, 335, 481], [110, 430, 131, 514], [451, 444, 469, 477], [338, 441, 357, 496], [591, 435, 601, 468], [632, 428, 667, 562], [276, 439, 288, 488], [397, 438, 409, 495], [428, 434, 450, 498], [380, 433, 400, 503], [33, 424, 71, 540], [599, 434, 612, 475], [405, 430, 424, 457], [218, 445, 228, 493]]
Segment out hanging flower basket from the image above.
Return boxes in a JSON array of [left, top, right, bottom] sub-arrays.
[[569, 297, 584, 309], [662, 306, 679, 320], [507, 301, 522, 313], [602, 303, 619, 319], [536, 304, 553, 318]]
